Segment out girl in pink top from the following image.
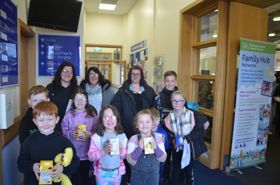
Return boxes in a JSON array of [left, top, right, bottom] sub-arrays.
[[88, 105, 127, 185]]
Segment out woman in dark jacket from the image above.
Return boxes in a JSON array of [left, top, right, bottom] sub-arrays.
[[112, 65, 156, 138], [80, 66, 115, 115], [46, 61, 78, 131], [112, 65, 156, 185]]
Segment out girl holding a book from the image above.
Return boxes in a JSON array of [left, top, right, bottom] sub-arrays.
[[88, 105, 127, 185], [61, 87, 98, 185], [126, 109, 167, 185]]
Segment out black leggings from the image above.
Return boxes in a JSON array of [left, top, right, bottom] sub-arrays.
[[71, 160, 91, 185]]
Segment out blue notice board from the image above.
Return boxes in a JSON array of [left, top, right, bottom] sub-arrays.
[[38, 35, 80, 76], [0, 0, 18, 87]]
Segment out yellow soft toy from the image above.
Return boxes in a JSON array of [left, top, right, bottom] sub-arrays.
[[53, 147, 73, 185]]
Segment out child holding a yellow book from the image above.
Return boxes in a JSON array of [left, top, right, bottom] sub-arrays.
[[61, 87, 98, 185], [17, 101, 79, 185], [126, 109, 167, 185]]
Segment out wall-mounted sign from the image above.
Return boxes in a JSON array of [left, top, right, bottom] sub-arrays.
[[130, 40, 148, 73], [131, 40, 146, 53], [38, 34, 80, 76], [0, 0, 18, 87]]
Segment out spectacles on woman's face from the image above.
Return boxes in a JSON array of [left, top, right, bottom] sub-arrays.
[[104, 115, 116, 121], [74, 98, 87, 102], [89, 72, 98, 78], [62, 69, 73, 75], [131, 73, 141, 77], [171, 99, 185, 104]]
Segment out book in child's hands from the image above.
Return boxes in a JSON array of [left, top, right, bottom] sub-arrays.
[[77, 124, 87, 140], [39, 160, 53, 184], [110, 138, 120, 156], [144, 137, 154, 154]]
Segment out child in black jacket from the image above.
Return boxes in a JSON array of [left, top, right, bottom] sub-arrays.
[[17, 101, 79, 185], [18, 85, 49, 144]]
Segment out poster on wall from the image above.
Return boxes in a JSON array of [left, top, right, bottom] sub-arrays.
[[229, 39, 276, 171], [130, 40, 148, 76], [38, 35, 80, 76], [0, 0, 18, 87]]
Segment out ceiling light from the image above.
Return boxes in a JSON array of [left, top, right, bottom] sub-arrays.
[[213, 34, 217, 38], [273, 16, 280, 21], [268, 33, 276, 37], [99, 3, 116, 10]]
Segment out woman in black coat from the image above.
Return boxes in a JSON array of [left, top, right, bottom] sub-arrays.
[[111, 65, 156, 138], [46, 61, 78, 131]]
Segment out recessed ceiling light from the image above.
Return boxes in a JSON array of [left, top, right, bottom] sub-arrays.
[[213, 34, 217, 38], [273, 16, 280, 21], [99, 3, 116, 10], [268, 33, 276, 37]]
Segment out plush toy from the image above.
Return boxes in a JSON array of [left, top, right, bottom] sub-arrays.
[[53, 147, 73, 185]]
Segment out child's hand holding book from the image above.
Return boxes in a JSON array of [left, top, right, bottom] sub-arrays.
[[102, 140, 111, 156], [52, 164, 63, 180], [32, 163, 40, 180]]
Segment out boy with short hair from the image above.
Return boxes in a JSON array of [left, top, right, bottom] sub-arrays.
[[155, 71, 178, 185], [17, 101, 79, 185], [18, 85, 49, 144]]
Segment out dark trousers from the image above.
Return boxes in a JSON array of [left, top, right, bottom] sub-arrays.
[[72, 160, 91, 185], [159, 149, 171, 185], [171, 150, 194, 185]]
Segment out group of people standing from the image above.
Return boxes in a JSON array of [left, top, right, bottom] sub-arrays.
[[17, 60, 208, 185]]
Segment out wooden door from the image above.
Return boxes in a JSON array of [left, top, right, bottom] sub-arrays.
[[20, 33, 29, 114]]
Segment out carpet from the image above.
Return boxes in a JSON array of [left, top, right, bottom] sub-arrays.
[[194, 161, 244, 185]]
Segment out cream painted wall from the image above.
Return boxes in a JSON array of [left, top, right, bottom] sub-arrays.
[[84, 0, 194, 85], [84, 13, 124, 84], [123, 0, 193, 85], [123, 0, 155, 83], [85, 14, 124, 45], [154, 0, 194, 74], [11, 0, 27, 22]]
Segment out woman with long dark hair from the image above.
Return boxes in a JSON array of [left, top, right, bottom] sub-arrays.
[[46, 61, 78, 131]]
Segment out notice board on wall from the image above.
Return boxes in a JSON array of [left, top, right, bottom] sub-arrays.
[[38, 34, 80, 76], [0, 0, 18, 87]]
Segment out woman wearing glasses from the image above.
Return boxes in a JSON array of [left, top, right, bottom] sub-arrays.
[[46, 61, 78, 131], [112, 65, 156, 139], [80, 66, 115, 115], [111, 65, 156, 185]]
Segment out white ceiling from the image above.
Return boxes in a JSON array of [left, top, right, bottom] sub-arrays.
[[84, 0, 137, 15]]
